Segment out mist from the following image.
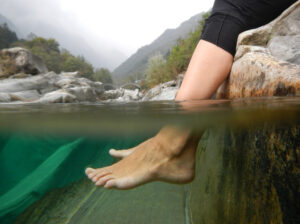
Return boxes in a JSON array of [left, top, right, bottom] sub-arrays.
[[0, 0, 214, 70], [0, 0, 127, 70]]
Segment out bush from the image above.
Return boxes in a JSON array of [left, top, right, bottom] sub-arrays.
[[61, 50, 94, 79], [145, 53, 170, 87], [165, 12, 210, 78], [92, 68, 113, 84]]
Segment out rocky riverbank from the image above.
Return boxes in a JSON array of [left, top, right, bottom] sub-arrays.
[[11, 2, 300, 224], [0, 47, 182, 103]]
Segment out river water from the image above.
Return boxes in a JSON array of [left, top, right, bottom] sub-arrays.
[[0, 97, 299, 224]]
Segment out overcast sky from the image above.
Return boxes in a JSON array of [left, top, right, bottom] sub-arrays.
[[0, 0, 214, 68]]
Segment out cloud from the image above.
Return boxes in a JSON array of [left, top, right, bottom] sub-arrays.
[[0, 0, 127, 69]]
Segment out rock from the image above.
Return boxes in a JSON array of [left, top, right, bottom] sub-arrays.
[[101, 88, 143, 102], [0, 72, 104, 103], [65, 86, 97, 102], [110, 89, 142, 102], [142, 74, 183, 101], [190, 125, 300, 224], [0, 47, 48, 79], [0, 72, 59, 93], [36, 90, 77, 103], [217, 1, 300, 99], [99, 89, 124, 100], [10, 90, 41, 101], [0, 93, 11, 102]]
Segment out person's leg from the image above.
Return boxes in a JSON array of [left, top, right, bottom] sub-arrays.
[[85, 41, 233, 189]]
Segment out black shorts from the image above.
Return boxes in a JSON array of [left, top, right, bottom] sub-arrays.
[[201, 0, 298, 55]]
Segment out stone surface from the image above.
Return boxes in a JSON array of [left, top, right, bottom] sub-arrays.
[[36, 90, 77, 103], [142, 75, 183, 101], [0, 72, 104, 103], [15, 179, 189, 224], [190, 125, 300, 224], [99, 89, 124, 101], [0, 47, 48, 79], [217, 1, 300, 99]]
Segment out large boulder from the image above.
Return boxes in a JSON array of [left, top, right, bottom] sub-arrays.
[[0, 47, 48, 79], [217, 1, 300, 99]]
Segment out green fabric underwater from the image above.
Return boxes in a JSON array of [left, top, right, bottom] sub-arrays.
[[0, 134, 148, 224]]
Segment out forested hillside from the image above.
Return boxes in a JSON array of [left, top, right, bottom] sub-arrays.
[[113, 12, 206, 84], [0, 24, 113, 84]]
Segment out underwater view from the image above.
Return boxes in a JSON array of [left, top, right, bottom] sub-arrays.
[[0, 97, 299, 224], [0, 0, 300, 223]]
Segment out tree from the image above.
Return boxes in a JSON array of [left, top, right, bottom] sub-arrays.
[[165, 12, 210, 78], [12, 37, 62, 72], [0, 23, 18, 50], [92, 68, 113, 84], [145, 53, 169, 87], [61, 50, 94, 79]]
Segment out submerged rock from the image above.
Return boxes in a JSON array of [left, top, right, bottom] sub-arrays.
[[190, 124, 300, 224], [0, 47, 48, 79], [217, 1, 300, 99]]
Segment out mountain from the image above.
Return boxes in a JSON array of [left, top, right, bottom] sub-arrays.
[[113, 12, 205, 84], [0, 14, 126, 70], [0, 14, 22, 38]]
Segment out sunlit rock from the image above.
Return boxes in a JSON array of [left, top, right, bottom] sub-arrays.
[[217, 1, 300, 99]]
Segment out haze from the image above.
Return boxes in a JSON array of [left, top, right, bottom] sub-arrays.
[[0, 0, 214, 69]]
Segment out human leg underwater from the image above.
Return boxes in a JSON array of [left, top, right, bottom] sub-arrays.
[[85, 0, 297, 189], [85, 40, 233, 189]]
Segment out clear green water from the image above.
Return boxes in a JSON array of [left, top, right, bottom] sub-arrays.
[[0, 97, 299, 224]]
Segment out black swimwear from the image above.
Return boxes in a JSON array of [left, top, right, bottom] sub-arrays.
[[201, 0, 298, 55]]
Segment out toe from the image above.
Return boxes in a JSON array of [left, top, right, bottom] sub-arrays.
[[104, 179, 117, 189], [95, 175, 115, 187], [85, 167, 95, 175], [109, 149, 132, 159], [92, 171, 112, 183], [109, 149, 123, 158]]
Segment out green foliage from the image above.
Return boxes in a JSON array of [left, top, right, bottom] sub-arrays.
[[165, 12, 210, 78], [145, 53, 170, 87], [143, 13, 209, 88], [61, 50, 93, 78], [0, 23, 18, 50], [0, 52, 19, 78], [12, 37, 61, 73], [92, 68, 113, 84], [12, 37, 95, 78]]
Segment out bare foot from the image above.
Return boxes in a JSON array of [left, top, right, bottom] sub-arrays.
[[86, 127, 200, 190], [109, 138, 153, 159]]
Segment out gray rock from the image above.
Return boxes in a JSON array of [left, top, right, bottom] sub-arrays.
[[142, 75, 183, 101], [0, 93, 11, 102], [65, 86, 97, 102], [0, 72, 58, 93], [268, 35, 300, 65], [100, 89, 124, 100], [0, 47, 48, 78], [10, 90, 41, 101], [37, 90, 77, 103], [217, 1, 300, 99], [0, 71, 104, 103]]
